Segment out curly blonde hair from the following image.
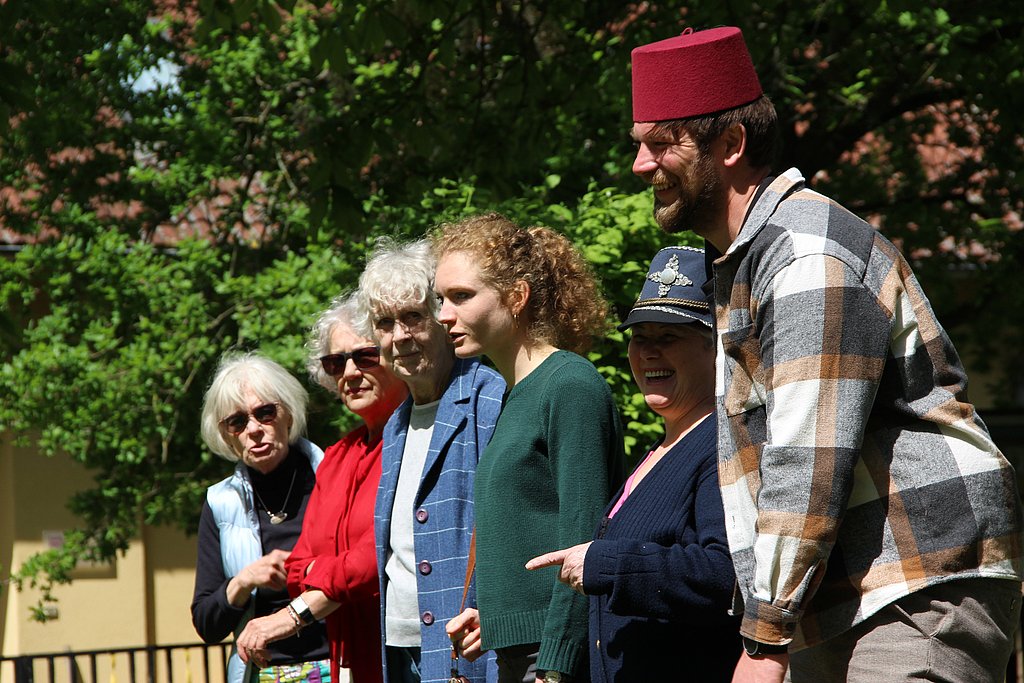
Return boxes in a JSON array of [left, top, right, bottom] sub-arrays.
[[433, 213, 609, 354]]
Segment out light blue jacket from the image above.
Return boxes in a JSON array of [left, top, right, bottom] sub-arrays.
[[206, 438, 324, 683], [375, 357, 504, 683]]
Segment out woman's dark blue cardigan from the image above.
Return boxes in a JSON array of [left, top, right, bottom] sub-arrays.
[[583, 415, 742, 682]]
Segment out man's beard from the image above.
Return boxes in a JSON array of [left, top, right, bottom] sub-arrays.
[[653, 153, 723, 235]]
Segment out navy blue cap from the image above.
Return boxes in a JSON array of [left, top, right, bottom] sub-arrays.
[[618, 246, 711, 330]]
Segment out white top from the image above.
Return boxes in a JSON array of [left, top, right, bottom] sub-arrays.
[[384, 400, 439, 646]]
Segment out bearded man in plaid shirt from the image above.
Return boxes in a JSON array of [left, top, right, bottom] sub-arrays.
[[628, 26, 1024, 683]]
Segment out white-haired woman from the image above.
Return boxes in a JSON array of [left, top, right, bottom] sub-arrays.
[[235, 294, 409, 683], [355, 239, 505, 683], [191, 353, 329, 683]]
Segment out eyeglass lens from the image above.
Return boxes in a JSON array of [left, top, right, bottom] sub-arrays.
[[320, 347, 380, 376], [223, 403, 279, 435]]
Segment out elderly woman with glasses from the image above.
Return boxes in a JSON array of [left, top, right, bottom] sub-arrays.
[[192, 352, 330, 683], [355, 238, 505, 683], [233, 293, 410, 683]]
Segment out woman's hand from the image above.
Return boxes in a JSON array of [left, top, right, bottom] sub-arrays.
[[525, 542, 592, 595], [244, 549, 291, 590], [446, 608, 485, 662], [235, 608, 297, 669], [226, 549, 291, 607]]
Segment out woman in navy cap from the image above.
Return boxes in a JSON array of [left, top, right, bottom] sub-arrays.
[[528, 246, 741, 682]]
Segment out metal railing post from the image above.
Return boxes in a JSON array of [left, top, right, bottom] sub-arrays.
[[13, 656, 33, 683]]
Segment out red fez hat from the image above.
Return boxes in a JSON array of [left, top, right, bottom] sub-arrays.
[[632, 27, 763, 122]]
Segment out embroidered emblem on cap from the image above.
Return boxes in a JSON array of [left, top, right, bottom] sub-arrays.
[[647, 254, 693, 296]]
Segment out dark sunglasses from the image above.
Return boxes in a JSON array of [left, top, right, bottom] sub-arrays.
[[320, 347, 381, 376], [221, 402, 280, 435]]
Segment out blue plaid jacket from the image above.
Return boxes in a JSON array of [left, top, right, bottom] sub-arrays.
[[376, 357, 504, 683]]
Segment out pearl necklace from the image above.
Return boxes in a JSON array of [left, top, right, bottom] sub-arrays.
[[252, 469, 297, 525]]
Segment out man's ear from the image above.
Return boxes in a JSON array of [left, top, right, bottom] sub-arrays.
[[720, 123, 747, 168]]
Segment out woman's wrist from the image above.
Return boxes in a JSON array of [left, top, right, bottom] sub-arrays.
[[266, 608, 301, 642], [285, 604, 304, 635], [225, 575, 252, 607]]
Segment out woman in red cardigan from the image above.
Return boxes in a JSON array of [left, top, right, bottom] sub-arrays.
[[236, 292, 408, 683]]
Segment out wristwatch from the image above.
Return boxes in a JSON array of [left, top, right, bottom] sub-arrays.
[[742, 637, 788, 656], [289, 595, 316, 626], [542, 672, 564, 683]]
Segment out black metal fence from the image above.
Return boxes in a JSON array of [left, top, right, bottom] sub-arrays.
[[1, 636, 1022, 682], [0, 642, 231, 683]]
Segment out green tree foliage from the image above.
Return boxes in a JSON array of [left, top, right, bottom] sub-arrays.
[[1, 0, 1022, 616]]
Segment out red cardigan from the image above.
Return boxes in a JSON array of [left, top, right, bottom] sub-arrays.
[[287, 425, 383, 683]]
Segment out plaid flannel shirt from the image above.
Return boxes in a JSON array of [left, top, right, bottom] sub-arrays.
[[714, 168, 1023, 649]]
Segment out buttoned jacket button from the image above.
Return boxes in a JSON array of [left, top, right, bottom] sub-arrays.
[[418, 560, 432, 575], [421, 611, 434, 625], [415, 508, 428, 523]]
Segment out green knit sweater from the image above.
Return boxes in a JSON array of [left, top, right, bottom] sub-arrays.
[[475, 351, 626, 677]]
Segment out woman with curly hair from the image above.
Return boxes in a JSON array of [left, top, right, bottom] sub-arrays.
[[436, 213, 626, 683]]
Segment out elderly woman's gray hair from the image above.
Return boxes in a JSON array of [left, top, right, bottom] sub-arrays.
[[307, 291, 362, 395], [352, 238, 438, 338], [200, 352, 309, 462]]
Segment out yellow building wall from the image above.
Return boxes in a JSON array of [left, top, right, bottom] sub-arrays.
[[0, 435, 223, 683], [144, 523, 202, 645], [0, 435, 15, 666]]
